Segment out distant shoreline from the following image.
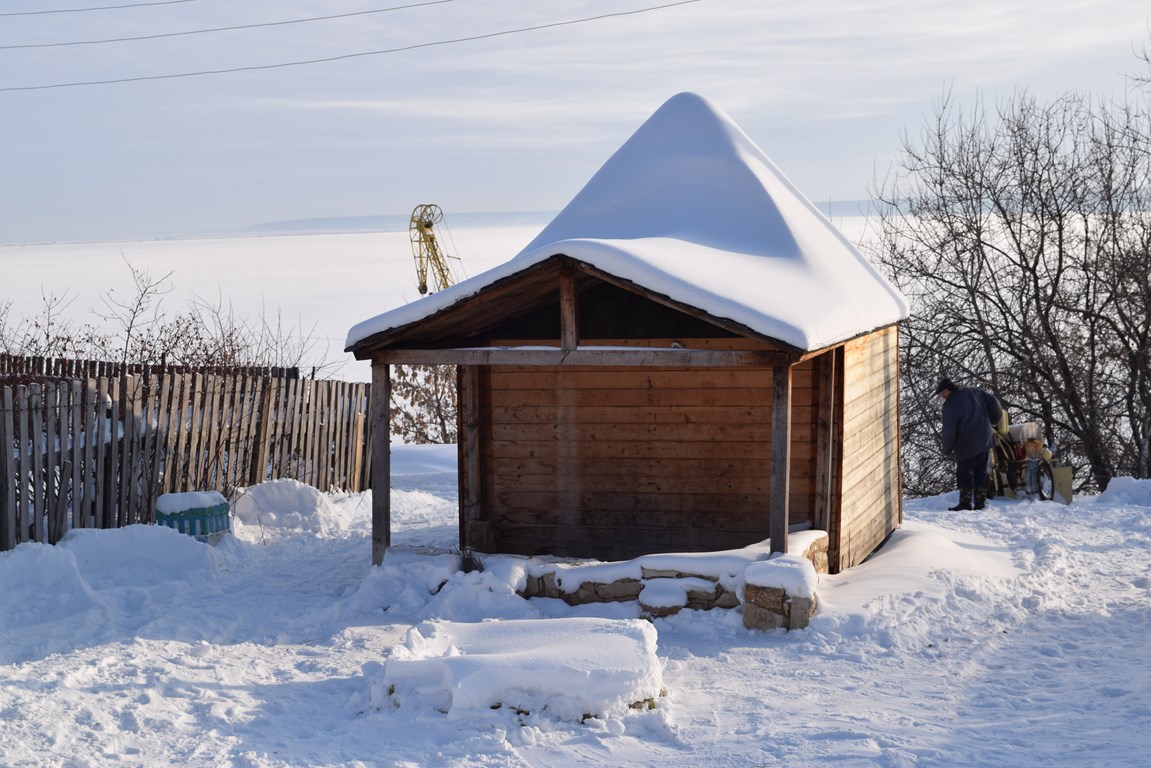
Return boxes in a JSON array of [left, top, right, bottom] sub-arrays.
[[0, 211, 556, 249], [1, 201, 876, 248], [245, 210, 559, 236]]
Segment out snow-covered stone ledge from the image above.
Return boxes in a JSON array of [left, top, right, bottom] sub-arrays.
[[741, 554, 819, 631], [484, 531, 827, 629]]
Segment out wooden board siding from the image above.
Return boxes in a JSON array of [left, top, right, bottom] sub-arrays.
[[834, 326, 902, 571], [471, 359, 819, 560], [355, 252, 905, 571]]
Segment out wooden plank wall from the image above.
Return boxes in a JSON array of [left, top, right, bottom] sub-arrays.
[[0, 373, 370, 551], [475, 360, 819, 560], [834, 325, 902, 571]]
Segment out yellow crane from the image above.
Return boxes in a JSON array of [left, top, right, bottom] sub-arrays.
[[409, 204, 461, 294]]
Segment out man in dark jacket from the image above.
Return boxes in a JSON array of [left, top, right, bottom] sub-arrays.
[[937, 376, 1003, 511]]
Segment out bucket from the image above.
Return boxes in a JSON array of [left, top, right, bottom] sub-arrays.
[[156, 491, 231, 543]]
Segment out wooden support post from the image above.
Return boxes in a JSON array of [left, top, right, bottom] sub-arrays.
[[458, 365, 485, 554], [770, 364, 792, 555], [370, 362, 392, 566], [813, 351, 837, 532], [559, 264, 579, 352]]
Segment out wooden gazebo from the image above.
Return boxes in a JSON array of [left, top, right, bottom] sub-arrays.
[[347, 93, 909, 573]]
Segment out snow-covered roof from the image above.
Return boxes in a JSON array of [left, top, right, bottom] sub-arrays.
[[346, 92, 908, 353]]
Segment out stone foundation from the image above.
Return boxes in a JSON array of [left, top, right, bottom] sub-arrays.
[[519, 572, 740, 615], [514, 532, 827, 629], [741, 584, 817, 631]]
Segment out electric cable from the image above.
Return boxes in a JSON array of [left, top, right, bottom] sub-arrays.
[[1, 0, 204, 17], [1, 0, 456, 50], [0, 0, 701, 92]]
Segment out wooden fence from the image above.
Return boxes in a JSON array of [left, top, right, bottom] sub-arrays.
[[0, 353, 299, 380], [0, 372, 371, 550]]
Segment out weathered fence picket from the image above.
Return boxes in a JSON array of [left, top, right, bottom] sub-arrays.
[[0, 370, 372, 551]]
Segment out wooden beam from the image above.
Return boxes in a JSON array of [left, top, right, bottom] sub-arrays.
[[458, 365, 483, 552], [347, 258, 563, 358], [770, 364, 792, 555], [371, 347, 792, 368], [892, 326, 904, 529], [570, 262, 808, 356], [813, 351, 837, 532], [370, 362, 391, 565], [559, 265, 579, 352]]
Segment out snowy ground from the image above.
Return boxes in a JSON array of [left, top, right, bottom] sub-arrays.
[[3, 225, 1147, 765], [2, 443, 1150, 767]]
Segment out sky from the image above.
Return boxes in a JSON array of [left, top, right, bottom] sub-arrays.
[[2, 0, 1149, 244]]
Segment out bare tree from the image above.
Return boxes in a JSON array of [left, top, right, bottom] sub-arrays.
[[0, 289, 101, 360], [389, 364, 458, 444], [93, 258, 173, 366], [1, 261, 329, 375], [870, 87, 1151, 494]]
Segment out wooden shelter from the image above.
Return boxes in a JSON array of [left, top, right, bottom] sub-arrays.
[[347, 93, 909, 573]]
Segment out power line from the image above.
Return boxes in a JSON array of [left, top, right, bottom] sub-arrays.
[[1, 0, 456, 50], [0, 0, 702, 92], [0, 0, 203, 17]]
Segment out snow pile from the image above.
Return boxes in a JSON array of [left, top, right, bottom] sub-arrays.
[[0, 544, 103, 660], [59, 523, 225, 590], [1095, 476, 1151, 506], [370, 617, 664, 722], [390, 443, 460, 476], [232, 477, 356, 541], [0, 524, 225, 664]]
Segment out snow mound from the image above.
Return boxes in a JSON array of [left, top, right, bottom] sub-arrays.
[[0, 543, 102, 634], [233, 478, 353, 540], [1096, 477, 1151, 506], [370, 617, 664, 722], [391, 443, 459, 476], [818, 521, 1020, 612], [59, 523, 224, 590]]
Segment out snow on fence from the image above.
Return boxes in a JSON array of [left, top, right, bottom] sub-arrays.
[[0, 371, 371, 550]]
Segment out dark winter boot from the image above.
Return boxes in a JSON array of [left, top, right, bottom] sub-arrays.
[[948, 487, 973, 511], [973, 486, 988, 510]]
